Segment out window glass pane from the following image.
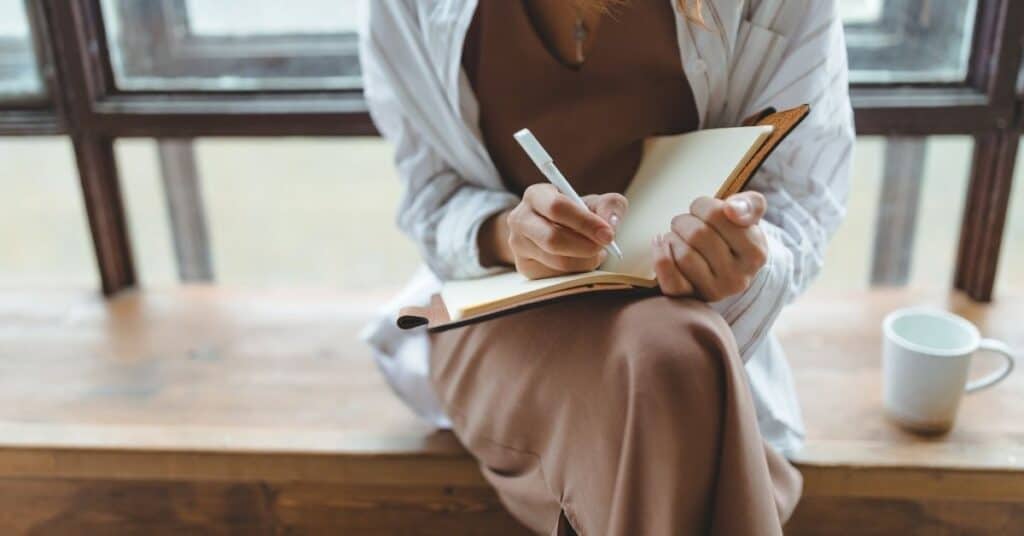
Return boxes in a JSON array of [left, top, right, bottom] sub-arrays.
[[122, 137, 417, 293], [100, 0, 361, 91], [116, 139, 179, 287], [197, 138, 417, 292], [0, 0, 43, 99], [102, 0, 979, 90], [840, 0, 976, 83], [996, 137, 1024, 292], [812, 135, 972, 293], [185, 0, 357, 36], [0, 137, 98, 288]]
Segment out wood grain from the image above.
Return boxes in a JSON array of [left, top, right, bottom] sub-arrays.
[[1, 287, 1022, 532], [0, 478, 529, 535], [787, 496, 1024, 535]]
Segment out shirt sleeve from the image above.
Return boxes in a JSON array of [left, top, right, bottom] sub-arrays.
[[360, 0, 520, 280], [709, 0, 856, 359]]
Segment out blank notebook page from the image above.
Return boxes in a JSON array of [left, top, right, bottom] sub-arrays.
[[600, 125, 773, 277]]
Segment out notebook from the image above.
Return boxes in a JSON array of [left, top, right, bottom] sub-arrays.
[[398, 104, 809, 330]]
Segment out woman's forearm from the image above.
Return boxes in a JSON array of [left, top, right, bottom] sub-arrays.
[[479, 209, 515, 267]]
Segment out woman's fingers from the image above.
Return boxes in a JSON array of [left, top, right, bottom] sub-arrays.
[[515, 257, 562, 279], [663, 232, 719, 300], [583, 192, 628, 229], [529, 244, 606, 273], [722, 191, 767, 226], [688, 196, 768, 269], [525, 184, 614, 245], [511, 232, 605, 277], [507, 185, 626, 279], [652, 234, 693, 296], [669, 213, 733, 276], [513, 209, 605, 258]]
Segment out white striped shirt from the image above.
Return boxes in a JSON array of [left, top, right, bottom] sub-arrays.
[[359, 0, 855, 457]]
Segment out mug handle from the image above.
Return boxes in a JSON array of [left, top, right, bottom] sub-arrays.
[[965, 339, 1016, 393]]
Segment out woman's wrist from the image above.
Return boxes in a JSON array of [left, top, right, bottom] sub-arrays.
[[479, 209, 515, 267]]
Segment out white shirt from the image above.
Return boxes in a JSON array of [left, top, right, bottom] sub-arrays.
[[359, 0, 854, 457]]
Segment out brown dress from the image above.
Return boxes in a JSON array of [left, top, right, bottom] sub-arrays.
[[430, 1, 802, 534]]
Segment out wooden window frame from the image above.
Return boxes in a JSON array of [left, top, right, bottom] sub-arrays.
[[0, 0, 1021, 299]]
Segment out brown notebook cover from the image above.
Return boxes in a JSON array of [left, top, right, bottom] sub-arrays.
[[398, 104, 810, 331]]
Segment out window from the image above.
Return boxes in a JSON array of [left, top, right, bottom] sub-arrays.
[[815, 136, 972, 292], [99, 0, 981, 91], [0, 0, 43, 100], [195, 138, 417, 290], [0, 137, 98, 288], [0, 0, 1021, 303], [840, 0, 977, 83], [100, 0, 361, 91], [117, 137, 419, 291]]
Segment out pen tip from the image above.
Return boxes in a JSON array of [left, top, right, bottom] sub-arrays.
[[611, 243, 624, 259]]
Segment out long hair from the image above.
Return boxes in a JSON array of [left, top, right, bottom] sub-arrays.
[[576, 0, 706, 26]]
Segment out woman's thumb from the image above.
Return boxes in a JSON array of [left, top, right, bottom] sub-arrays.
[[724, 192, 766, 226]]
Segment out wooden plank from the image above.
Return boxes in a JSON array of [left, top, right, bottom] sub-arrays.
[[798, 463, 1024, 502], [0, 287, 1022, 470], [796, 439, 1024, 473], [850, 90, 1001, 136], [0, 478, 529, 535], [157, 139, 213, 282], [88, 100, 377, 137], [0, 288, 1021, 531], [871, 137, 926, 285], [0, 448, 485, 487], [787, 496, 1024, 535], [1, 476, 1022, 536], [0, 110, 63, 135]]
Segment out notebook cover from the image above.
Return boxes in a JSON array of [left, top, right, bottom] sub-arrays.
[[397, 104, 810, 330], [715, 104, 810, 198], [398, 283, 649, 332]]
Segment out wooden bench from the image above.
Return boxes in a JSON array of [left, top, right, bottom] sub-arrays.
[[1, 287, 1021, 534]]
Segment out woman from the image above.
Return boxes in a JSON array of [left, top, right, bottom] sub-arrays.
[[361, 0, 853, 533]]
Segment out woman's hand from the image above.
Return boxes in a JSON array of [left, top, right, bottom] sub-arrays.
[[484, 183, 627, 279], [653, 191, 769, 301]]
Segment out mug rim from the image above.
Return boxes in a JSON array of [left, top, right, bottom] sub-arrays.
[[883, 307, 980, 357]]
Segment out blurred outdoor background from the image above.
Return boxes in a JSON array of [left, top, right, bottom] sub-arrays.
[[2, 0, 1021, 298]]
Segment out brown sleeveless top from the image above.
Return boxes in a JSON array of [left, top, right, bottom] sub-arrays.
[[462, 0, 699, 197]]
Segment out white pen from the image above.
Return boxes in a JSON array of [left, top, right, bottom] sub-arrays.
[[513, 128, 623, 260]]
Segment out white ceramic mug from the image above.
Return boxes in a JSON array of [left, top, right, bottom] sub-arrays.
[[882, 307, 1016, 433]]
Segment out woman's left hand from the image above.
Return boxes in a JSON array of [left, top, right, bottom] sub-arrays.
[[653, 191, 769, 301]]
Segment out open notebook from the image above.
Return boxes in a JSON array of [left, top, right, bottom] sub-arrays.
[[398, 105, 809, 330]]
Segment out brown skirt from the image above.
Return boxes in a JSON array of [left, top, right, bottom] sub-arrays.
[[430, 292, 801, 536]]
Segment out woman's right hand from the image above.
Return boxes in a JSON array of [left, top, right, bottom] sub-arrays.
[[499, 183, 627, 279]]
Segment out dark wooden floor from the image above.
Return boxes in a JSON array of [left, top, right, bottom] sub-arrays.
[[0, 287, 1022, 534]]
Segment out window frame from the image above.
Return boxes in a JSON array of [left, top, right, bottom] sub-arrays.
[[0, 0, 1021, 299], [0, 0, 61, 134], [85, 0, 373, 137], [852, 0, 1019, 136]]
